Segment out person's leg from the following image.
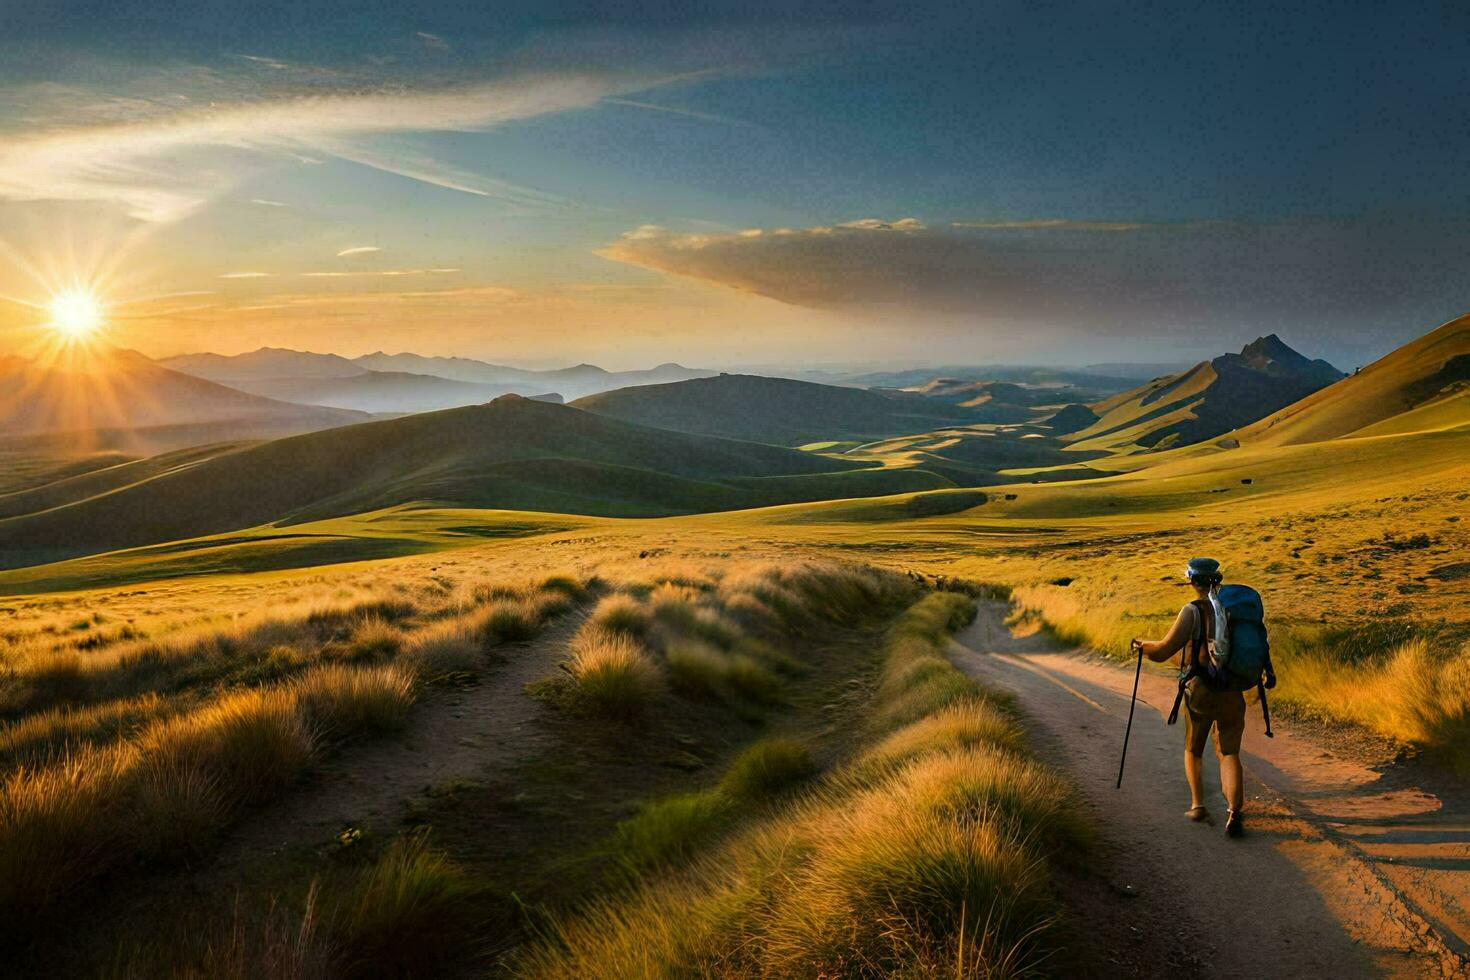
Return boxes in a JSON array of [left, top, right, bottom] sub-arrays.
[[1184, 749, 1206, 809], [1219, 752, 1244, 812]]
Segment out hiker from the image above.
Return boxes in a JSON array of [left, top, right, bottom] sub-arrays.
[[1130, 557, 1248, 838]]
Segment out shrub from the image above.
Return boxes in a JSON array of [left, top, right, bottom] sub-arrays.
[[477, 601, 542, 644], [346, 618, 403, 662], [294, 665, 416, 738], [539, 574, 588, 600], [609, 792, 731, 874], [588, 594, 651, 638], [725, 655, 781, 703], [329, 832, 483, 976], [401, 617, 482, 678], [665, 639, 729, 697], [565, 629, 661, 718], [718, 738, 815, 800]]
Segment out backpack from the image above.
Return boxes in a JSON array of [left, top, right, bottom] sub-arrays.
[[1167, 585, 1277, 738]]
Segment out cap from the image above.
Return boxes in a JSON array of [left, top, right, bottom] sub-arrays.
[[1184, 557, 1222, 583]]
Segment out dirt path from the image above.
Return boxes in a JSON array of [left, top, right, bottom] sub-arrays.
[[211, 614, 584, 873], [952, 600, 1470, 980]]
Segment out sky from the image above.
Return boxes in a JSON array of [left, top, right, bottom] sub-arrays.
[[0, 1, 1467, 370]]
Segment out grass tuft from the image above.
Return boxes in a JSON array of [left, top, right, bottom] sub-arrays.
[[717, 738, 815, 800], [564, 628, 662, 718]]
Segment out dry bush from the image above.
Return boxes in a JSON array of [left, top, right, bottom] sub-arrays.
[[345, 617, 403, 662], [294, 665, 415, 738], [565, 628, 662, 718], [401, 616, 482, 677], [328, 832, 483, 977], [717, 738, 815, 800], [587, 594, 651, 638]]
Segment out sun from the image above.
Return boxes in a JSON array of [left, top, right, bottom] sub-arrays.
[[49, 290, 104, 339]]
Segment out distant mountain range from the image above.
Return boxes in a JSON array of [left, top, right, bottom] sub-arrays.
[[0, 347, 365, 443], [158, 348, 716, 410], [1063, 335, 1345, 451]]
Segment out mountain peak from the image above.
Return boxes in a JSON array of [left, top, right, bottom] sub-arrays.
[[1240, 334, 1297, 362]]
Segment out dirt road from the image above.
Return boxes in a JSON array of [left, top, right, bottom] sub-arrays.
[[952, 600, 1470, 979]]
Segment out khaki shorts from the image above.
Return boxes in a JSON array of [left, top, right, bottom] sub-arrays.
[[1184, 678, 1246, 756]]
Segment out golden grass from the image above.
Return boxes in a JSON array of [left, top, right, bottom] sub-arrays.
[[519, 590, 1085, 978], [1275, 636, 1470, 771], [717, 737, 815, 800], [327, 832, 483, 976], [4, 649, 454, 921], [564, 628, 662, 718]]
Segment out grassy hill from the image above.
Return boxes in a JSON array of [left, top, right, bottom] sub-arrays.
[[1240, 313, 1469, 446], [572, 374, 987, 445], [0, 395, 945, 568], [1064, 335, 1344, 452]]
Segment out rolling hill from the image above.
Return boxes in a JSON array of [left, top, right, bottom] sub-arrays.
[[0, 347, 366, 438], [0, 395, 946, 567], [1062, 335, 1344, 452], [572, 374, 989, 445], [1239, 313, 1469, 445]]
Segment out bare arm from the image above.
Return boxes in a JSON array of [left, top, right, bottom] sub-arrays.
[[1135, 605, 1195, 663]]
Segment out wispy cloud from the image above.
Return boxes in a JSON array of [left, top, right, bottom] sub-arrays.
[[0, 71, 673, 221], [248, 198, 289, 207], [952, 218, 1143, 231], [335, 246, 381, 257], [415, 32, 451, 51], [219, 271, 273, 279], [300, 268, 459, 278]]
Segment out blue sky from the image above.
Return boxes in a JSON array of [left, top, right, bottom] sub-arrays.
[[0, 1, 1466, 367]]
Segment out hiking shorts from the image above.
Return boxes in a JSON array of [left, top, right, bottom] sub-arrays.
[[1184, 678, 1246, 757]]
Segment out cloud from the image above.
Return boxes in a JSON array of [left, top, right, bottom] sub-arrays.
[[219, 271, 272, 278], [952, 219, 1143, 232], [0, 71, 672, 221], [415, 32, 451, 51], [248, 198, 289, 207], [599, 216, 1470, 341], [299, 268, 459, 278], [335, 246, 381, 257]]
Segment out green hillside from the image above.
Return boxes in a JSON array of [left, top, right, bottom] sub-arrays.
[[1064, 335, 1343, 452], [572, 373, 985, 445], [1240, 313, 1469, 446], [0, 395, 945, 568]]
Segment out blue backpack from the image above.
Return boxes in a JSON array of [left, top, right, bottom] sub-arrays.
[[1168, 585, 1277, 737]]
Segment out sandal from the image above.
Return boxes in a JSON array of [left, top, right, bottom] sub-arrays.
[[1186, 805, 1210, 822], [1226, 809, 1244, 838]]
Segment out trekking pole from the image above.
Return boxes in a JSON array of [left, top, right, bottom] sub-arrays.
[[1116, 641, 1144, 789]]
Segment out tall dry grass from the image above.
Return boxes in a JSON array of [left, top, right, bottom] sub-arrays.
[[519, 590, 1086, 978], [0, 664, 414, 921], [547, 560, 917, 719], [0, 572, 587, 937]]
